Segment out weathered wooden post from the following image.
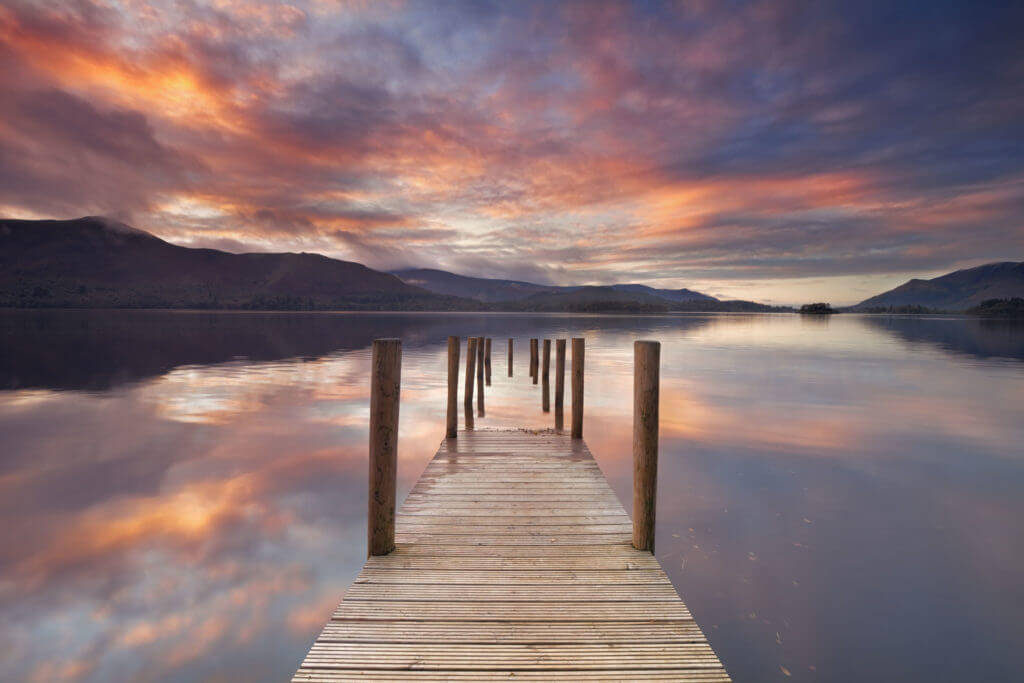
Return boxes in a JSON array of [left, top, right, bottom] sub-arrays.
[[507, 338, 513, 377], [554, 339, 566, 429], [476, 336, 485, 416], [368, 338, 401, 557], [542, 339, 551, 412], [530, 338, 539, 384], [542, 339, 551, 380], [632, 340, 660, 553], [446, 336, 459, 439], [485, 337, 492, 386], [571, 337, 584, 439], [464, 337, 477, 410]]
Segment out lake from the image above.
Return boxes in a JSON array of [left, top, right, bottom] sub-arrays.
[[1, 310, 1022, 682]]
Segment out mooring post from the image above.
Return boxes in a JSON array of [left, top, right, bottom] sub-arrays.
[[530, 338, 539, 384], [542, 339, 551, 380], [507, 338, 513, 377], [571, 337, 584, 438], [554, 339, 566, 429], [632, 340, 660, 553], [464, 337, 477, 410], [485, 337, 492, 386], [368, 338, 401, 557], [446, 336, 459, 439], [476, 336, 485, 416], [542, 339, 552, 412]]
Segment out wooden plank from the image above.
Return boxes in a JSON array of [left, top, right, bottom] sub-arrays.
[[294, 430, 729, 681], [316, 620, 702, 642], [353, 569, 671, 585]]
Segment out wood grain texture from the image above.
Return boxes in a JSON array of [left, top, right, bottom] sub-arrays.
[[294, 430, 728, 681], [633, 340, 660, 552], [366, 339, 400, 557]]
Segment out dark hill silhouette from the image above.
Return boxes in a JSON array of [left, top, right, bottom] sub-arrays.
[[1, 216, 778, 312], [0, 217, 467, 309], [854, 262, 1024, 311], [505, 286, 786, 313], [391, 268, 716, 304]]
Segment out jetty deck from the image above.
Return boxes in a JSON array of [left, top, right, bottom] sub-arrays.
[[292, 429, 729, 681]]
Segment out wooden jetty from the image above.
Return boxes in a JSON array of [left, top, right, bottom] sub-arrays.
[[293, 338, 729, 681]]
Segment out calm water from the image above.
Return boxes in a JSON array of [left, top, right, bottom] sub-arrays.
[[1, 310, 1022, 682]]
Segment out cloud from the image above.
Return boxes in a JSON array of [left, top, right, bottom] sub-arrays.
[[0, 0, 1021, 302]]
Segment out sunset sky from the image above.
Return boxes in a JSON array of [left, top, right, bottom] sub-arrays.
[[1, 0, 1022, 304]]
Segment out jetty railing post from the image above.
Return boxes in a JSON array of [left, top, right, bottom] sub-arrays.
[[464, 337, 477, 409], [542, 339, 551, 380], [507, 338, 513, 377], [530, 338, 539, 384], [632, 340, 660, 553], [542, 339, 551, 412], [571, 337, 584, 438], [476, 336, 485, 416], [485, 337, 492, 386], [368, 338, 401, 557], [445, 336, 459, 439], [554, 339, 566, 429]]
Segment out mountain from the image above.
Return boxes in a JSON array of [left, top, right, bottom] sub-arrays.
[[0, 217, 469, 310], [510, 286, 672, 312], [390, 268, 717, 304], [854, 262, 1024, 312], [505, 287, 786, 313], [606, 283, 716, 303], [390, 268, 559, 302]]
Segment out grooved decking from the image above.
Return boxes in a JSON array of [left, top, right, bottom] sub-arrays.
[[293, 430, 729, 681]]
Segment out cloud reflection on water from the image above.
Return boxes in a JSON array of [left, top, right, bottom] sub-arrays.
[[0, 310, 1022, 682]]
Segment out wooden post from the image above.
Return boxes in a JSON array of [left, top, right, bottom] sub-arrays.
[[542, 339, 551, 412], [485, 338, 492, 386], [554, 339, 566, 430], [446, 336, 459, 439], [542, 339, 551, 380], [571, 337, 584, 439], [464, 337, 477, 410], [530, 338, 538, 384], [476, 336, 485, 416], [368, 338, 401, 557], [632, 340, 660, 553], [507, 338, 513, 377], [464, 337, 476, 430]]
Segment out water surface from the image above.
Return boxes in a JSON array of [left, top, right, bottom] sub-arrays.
[[1, 310, 1022, 682]]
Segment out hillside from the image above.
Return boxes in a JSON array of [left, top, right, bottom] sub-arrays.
[[391, 268, 559, 302], [854, 262, 1024, 312], [0, 217, 470, 310], [391, 268, 717, 304], [503, 286, 786, 313]]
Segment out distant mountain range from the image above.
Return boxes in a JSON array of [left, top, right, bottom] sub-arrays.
[[3, 217, 1019, 313], [1, 217, 781, 312], [390, 268, 716, 304], [0, 217, 459, 310], [852, 262, 1024, 311]]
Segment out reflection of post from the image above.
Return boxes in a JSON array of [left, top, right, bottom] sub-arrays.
[[571, 337, 584, 439], [446, 336, 459, 439], [632, 340, 660, 553], [530, 338, 538, 384], [554, 339, 566, 430], [464, 337, 477, 413], [507, 338, 513, 377], [485, 337, 492, 386], [368, 338, 400, 557], [476, 336, 485, 416]]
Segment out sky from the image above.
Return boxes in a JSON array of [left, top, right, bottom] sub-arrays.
[[1, 0, 1022, 304]]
